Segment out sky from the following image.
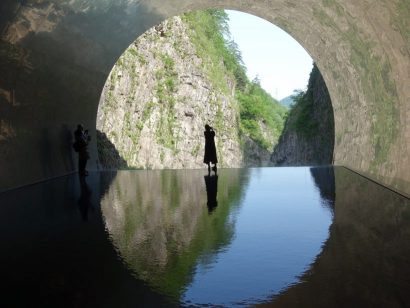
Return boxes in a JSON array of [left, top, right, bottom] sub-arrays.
[[226, 10, 313, 101]]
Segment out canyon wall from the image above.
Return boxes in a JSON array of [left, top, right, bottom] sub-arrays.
[[0, 0, 409, 196], [271, 65, 334, 166], [97, 15, 279, 169]]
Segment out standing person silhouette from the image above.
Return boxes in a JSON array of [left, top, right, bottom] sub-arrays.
[[73, 124, 91, 176], [203, 124, 218, 174]]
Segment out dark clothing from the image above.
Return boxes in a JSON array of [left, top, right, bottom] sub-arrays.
[[203, 130, 218, 164], [204, 175, 218, 213], [78, 158, 88, 175], [74, 128, 90, 175]]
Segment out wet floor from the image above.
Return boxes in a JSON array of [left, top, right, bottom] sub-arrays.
[[0, 167, 409, 307]]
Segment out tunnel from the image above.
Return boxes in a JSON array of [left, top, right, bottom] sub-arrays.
[[1, 2, 410, 305], [0, 0, 409, 195]]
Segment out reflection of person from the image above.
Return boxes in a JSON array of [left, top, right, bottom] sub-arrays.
[[203, 124, 218, 174], [73, 124, 91, 176], [204, 174, 218, 213], [78, 176, 92, 221]]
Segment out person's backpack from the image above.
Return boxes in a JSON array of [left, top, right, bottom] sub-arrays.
[[73, 141, 80, 152]]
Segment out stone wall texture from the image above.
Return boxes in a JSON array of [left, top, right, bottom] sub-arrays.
[[0, 0, 409, 196]]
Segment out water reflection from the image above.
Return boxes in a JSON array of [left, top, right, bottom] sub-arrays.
[[204, 174, 218, 213], [101, 169, 250, 302], [78, 176, 93, 221], [310, 166, 335, 212], [260, 167, 410, 307], [0, 172, 171, 307], [101, 167, 334, 306], [1, 167, 409, 307], [182, 167, 333, 306]]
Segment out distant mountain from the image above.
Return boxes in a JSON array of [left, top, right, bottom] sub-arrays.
[[280, 95, 295, 108]]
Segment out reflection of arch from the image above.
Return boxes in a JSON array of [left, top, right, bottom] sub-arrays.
[[0, 171, 172, 307], [260, 167, 410, 307], [0, 1, 409, 196], [100, 168, 249, 301], [310, 166, 335, 213]]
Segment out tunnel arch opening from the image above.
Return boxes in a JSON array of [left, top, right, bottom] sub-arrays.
[[95, 8, 335, 170], [0, 0, 407, 196]]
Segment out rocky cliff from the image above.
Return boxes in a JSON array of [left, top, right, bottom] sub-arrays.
[[97, 13, 283, 170], [101, 168, 249, 299], [271, 65, 334, 166]]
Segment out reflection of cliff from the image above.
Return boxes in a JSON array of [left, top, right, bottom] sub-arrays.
[[260, 167, 410, 307], [310, 166, 335, 213], [0, 171, 175, 307], [101, 168, 249, 300]]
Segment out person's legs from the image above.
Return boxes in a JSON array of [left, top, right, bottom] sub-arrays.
[[78, 158, 83, 175], [207, 162, 211, 174], [79, 158, 88, 176], [212, 163, 217, 173], [83, 158, 89, 175]]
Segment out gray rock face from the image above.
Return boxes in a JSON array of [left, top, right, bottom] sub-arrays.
[[271, 65, 334, 166], [0, 0, 409, 197], [96, 16, 270, 169]]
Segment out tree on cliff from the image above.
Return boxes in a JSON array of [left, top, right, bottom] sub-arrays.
[[183, 9, 287, 151]]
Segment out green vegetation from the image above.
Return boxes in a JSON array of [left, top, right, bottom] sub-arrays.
[[155, 53, 180, 152], [182, 10, 247, 94], [289, 67, 321, 138], [99, 9, 289, 168], [183, 10, 288, 150], [271, 63, 335, 165], [288, 64, 333, 139], [394, 0, 410, 42], [287, 90, 313, 137], [191, 144, 201, 157], [237, 78, 288, 149], [127, 47, 147, 65]]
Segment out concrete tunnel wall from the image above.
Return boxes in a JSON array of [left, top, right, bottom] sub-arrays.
[[0, 0, 409, 195]]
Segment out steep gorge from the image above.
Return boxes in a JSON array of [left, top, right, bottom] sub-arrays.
[[271, 64, 334, 166], [96, 11, 287, 170]]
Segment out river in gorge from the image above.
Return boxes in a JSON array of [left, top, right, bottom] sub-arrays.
[[0, 167, 409, 307]]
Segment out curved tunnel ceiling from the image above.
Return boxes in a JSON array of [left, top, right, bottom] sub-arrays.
[[0, 0, 409, 195]]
